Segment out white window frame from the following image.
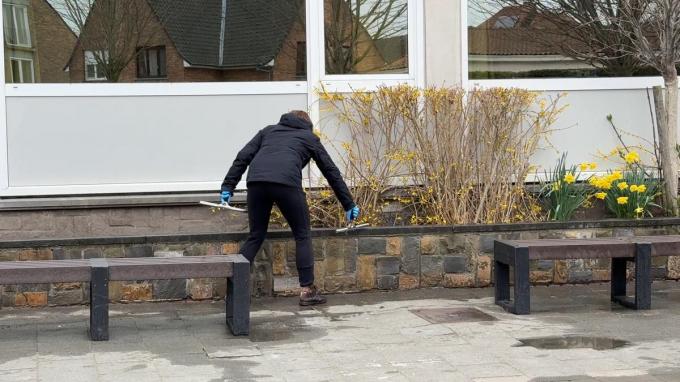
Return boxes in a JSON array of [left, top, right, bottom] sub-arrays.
[[0, 0, 426, 196], [9, 56, 34, 83], [84, 50, 108, 81], [460, 0, 665, 91], [4, 3, 30, 48]]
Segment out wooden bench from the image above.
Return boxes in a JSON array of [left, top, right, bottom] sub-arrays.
[[494, 238, 652, 314], [0, 255, 250, 340]]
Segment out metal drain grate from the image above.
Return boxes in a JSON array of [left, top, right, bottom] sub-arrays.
[[409, 307, 497, 324]]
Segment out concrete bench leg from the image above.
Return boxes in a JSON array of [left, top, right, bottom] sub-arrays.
[[494, 260, 510, 304], [89, 259, 109, 341], [634, 243, 652, 310], [611, 257, 627, 301], [512, 247, 530, 315], [226, 256, 250, 336], [611, 243, 652, 310]]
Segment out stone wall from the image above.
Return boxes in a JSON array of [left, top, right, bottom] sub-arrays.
[[2, 219, 680, 308]]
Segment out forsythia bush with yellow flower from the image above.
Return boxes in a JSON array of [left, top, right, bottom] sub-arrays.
[[303, 85, 564, 227]]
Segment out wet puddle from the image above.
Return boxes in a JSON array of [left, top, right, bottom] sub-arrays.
[[516, 336, 630, 350]]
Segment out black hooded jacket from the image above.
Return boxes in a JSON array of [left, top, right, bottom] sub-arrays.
[[221, 113, 355, 211]]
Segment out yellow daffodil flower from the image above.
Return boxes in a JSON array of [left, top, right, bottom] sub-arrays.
[[563, 172, 576, 184], [629, 185, 638, 192], [579, 163, 589, 171], [595, 192, 607, 200], [637, 184, 647, 193], [624, 151, 640, 164], [589, 162, 597, 170], [635, 207, 644, 214], [617, 196, 628, 205], [617, 182, 629, 191]]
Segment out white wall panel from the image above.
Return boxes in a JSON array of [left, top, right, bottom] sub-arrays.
[[5, 94, 306, 190]]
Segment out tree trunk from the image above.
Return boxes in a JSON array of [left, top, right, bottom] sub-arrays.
[[657, 77, 680, 216]]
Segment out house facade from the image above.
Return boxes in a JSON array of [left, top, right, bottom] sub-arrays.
[[3, 0, 75, 83], [0, 0, 666, 200]]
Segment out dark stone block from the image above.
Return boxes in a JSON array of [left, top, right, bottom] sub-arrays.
[[377, 275, 398, 290], [401, 237, 420, 275], [443, 256, 467, 274], [312, 239, 326, 261], [52, 247, 82, 260], [18, 283, 50, 292], [359, 237, 386, 255], [48, 289, 84, 306], [421, 256, 444, 275], [376, 256, 400, 276], [125, 245, 153, 258], [651, 267, 667, 279], [83, 248, 103, 259], [536, 260, 554, 271], [479, 234, 497, 253], [152, 279, 187, 300], [568, 270, 593, 283]]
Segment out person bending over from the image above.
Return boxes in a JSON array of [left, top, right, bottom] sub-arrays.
[[220, 110, 360, 306]]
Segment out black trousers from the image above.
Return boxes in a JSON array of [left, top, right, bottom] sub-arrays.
[[240, 182, 314, 287]]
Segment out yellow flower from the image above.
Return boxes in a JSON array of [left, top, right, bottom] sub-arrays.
[[635, 207, 644, 214], [637, 184, 647, 193], [579, 163, 589, 171], [589, 162, 597, 170], [563, 172, 576, 184], [552, 181, 561, 191], [595, 192, 607, 200], [617, 182, 629, 191], [629, 184, 638, 192], [617, 196, 629, 205], [624, 151, 640, 164]]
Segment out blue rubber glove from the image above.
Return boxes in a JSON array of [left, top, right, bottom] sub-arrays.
[[346, 205, 360, 222], [220, 191, 232, 204]]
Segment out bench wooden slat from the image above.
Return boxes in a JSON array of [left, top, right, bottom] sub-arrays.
[[0, 260, 91, 284], [495, 239, 636, 260], [618, 235, 680, 257], [106, 255, 237, 281]]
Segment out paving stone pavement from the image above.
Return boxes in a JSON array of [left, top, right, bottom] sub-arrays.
[[1, 281, 680, 382]]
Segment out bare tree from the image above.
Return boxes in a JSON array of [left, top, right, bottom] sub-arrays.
[[622, 0, 680, 214], [325, 0, 408, 74], [470, 0, 646, 75], [59, 0, 164, 82]]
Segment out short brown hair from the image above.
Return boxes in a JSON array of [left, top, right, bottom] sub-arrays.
[[290, 110, 311, 123]]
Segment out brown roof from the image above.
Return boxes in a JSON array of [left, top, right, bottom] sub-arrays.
[[468, 28, 562, 56]]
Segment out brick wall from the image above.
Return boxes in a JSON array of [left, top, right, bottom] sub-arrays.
[[32, 0, 76, 83], [2, 219, 680, 308]]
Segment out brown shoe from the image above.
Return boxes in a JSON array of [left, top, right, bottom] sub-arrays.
[[299, 285, 327, 306]]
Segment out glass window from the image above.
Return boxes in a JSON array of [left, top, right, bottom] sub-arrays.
[[137, 46, 167, 79], [3, 4, 31, 47], [4, 0, 306, 83], [10, 57, 34, 83], [324, 0, 409, 75], [84, 50, 108, 81], [468, 1, 652, 79]]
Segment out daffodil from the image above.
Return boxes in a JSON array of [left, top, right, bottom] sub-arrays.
[[589, 162, 597, 170], [595, 192, 607, 200], [635, 207, 644, 214], [563, 172, 576, 184], [617, 182, 629, 191], [579, 163, 589, 171], [629, 185, 638, 192], [552, 181, 561, 191], [611, 171, 623, 180], [624, 151, 640, 164], [617, 196, 629, 205], [637, 184, 647, 193]]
